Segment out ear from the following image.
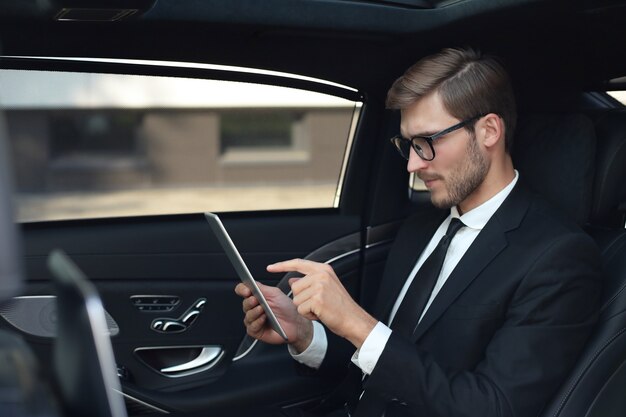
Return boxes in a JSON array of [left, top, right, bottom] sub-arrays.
[[479, 113, 504, 149]]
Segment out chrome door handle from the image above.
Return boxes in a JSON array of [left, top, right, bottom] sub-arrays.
[[161, 347, 222, 373], [135, 345, 224, 378], [160, 347, 223, 377]]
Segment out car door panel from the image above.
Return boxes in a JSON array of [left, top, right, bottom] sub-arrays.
[[3, 211, 369, 415]]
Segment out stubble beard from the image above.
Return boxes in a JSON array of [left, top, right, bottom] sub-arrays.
[[430, 135, 489, 210]]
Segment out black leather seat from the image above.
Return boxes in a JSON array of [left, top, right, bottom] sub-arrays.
[[537, 110, 626, 417], [513, 112, 597, 226], [589, 110, 626, 230]]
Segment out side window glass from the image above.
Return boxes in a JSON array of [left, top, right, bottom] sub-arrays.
[[0, 69, 360, 222], [409, 172, 427, 192], [608, 91, 626, 105]]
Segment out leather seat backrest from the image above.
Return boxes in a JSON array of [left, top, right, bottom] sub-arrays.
[[512, 113, 597, 226], [590, 111, 626, 228], [539, 110, 626, 417]]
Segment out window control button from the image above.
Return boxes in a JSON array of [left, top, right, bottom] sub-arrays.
[[131, 296, 180, 311]]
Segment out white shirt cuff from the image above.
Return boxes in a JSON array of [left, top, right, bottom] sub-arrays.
[[288, 321, 327, 370], [350, 321, 392, 375]]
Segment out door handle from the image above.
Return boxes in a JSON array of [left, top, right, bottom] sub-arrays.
[[135, 345, 224, 378], [160, 347, 223, 375]]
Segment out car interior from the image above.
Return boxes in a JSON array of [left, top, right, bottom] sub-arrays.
[[0, 0, 626, 416], [48, 248, 129, 417]]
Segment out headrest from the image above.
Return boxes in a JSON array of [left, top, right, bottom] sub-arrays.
[[590, 111, 626, 228], [512, 113, 596, 226]]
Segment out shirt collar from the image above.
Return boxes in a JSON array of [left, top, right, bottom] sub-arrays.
[[451, 170, 519, 230]]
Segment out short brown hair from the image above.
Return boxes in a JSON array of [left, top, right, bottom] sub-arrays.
[[386, 47, 517, 152]]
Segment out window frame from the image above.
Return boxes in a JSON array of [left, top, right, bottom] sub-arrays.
[[0, 56, 365, 222]]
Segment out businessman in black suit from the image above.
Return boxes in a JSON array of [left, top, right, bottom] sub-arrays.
[[236, 48, 601, 417]]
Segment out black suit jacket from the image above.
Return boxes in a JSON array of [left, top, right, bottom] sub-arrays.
[[320, 180, 602, 417]]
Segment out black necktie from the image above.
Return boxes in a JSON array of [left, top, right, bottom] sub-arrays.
[[390, 217, 465, 338], [351, 218, 465, 417]]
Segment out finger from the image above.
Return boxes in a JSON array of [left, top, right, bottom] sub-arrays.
[[244, 305, 265, 326], [235, 283, 252, 297], [293, 293, 325, 324], [267, 258, 324, 275], [295, 298, 320, 322], [290, 273, 324, 297], [291, 281, 319, 308], [289, 276, 305, 294], [242, 295, 259, 313], [246, 311, 268, 334]]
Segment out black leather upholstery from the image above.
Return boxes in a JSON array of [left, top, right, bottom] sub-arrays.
[[513, 113, 597, 226], [528, 110, 626, 417], [541, 226, 626, 417], [591, 111, 626, 228]]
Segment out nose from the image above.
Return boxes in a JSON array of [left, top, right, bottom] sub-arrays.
[[407, 147, 428, 173]]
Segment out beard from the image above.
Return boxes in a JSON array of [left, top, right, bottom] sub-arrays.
[[429, 134, 489, 209]]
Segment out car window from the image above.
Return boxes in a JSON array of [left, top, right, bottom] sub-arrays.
[[409, 172, 427, 192], [0, 68, 361, 222], [608, 91, 626, 105]]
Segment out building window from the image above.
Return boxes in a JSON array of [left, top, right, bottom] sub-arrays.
[[219, 110, 310, 165], [221, 111, 298, 152], [49, 111, 142, 157]]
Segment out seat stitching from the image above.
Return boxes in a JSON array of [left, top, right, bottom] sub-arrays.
[[551, 326, 626, 417], [600, 282, 626, 313]]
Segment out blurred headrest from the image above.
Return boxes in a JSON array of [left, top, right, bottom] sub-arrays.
[[513, 113, 596, 226], [590, 111, 626, 228]]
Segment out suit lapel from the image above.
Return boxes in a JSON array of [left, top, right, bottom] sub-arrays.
[[411, 181, 532, 343], [373, 209, 447, 321]]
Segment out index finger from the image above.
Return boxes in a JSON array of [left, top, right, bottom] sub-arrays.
[[267, 258, 323, 275]]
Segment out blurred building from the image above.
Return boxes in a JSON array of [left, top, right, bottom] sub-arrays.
[[0, 68, 359, 220]]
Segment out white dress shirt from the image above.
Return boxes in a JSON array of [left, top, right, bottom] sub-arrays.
[[290, 171, 519, 373]]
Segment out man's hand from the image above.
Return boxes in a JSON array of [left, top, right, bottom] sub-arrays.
[[268, 259, 378, 349], [235, 281, 313, 352]]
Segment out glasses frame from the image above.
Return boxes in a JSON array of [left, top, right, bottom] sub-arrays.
[[390, 114, 484, 161]]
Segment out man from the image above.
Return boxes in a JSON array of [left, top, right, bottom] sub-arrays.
[[236, 48, 601, 417]]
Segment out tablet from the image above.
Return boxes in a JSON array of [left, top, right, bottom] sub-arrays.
[[204, 212, 288, 341]]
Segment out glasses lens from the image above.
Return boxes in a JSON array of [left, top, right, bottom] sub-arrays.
[[412, 137, 433, 160], [391, 136, 411, 160]]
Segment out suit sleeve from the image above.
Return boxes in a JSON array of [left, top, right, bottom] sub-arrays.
[[364, 232, 602, 417]]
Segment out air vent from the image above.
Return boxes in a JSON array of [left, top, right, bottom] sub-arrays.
[[346, 0, 465, 8], [55, 8, 137, 21], [51, 0, 155, 22], [355, 0, 434, 8]]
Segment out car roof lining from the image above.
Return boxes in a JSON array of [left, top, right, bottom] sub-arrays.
[[0, 0, 625, 105]]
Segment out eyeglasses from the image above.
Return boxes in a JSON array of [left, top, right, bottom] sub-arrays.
[[390, 114, 484, 161]]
